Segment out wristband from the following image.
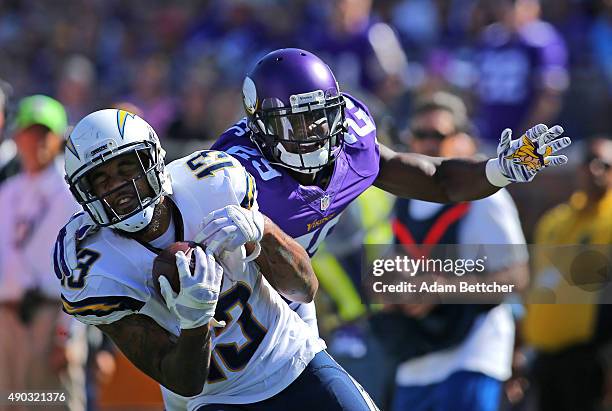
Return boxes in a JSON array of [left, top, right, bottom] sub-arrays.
[[485, 159, 511, 187]]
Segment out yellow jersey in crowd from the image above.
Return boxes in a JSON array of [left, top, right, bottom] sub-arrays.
[[523, 191, 612, 351]]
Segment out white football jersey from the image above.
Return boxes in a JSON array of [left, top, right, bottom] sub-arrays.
[[59, 151, 326, 409]]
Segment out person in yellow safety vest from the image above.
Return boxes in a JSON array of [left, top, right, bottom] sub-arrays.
[[312, 185, 393, 330], [522, 137, 612, 411]]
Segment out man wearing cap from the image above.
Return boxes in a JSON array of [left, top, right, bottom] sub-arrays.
[[387, 92, 528, 411], [0, 95, 82, 410]]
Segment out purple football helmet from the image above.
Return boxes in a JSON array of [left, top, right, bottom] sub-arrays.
[[242, 48, 346, 174]]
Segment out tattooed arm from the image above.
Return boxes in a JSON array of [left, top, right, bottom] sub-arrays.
[[253, 216, 318, 303], [97, 314, 212, 396]]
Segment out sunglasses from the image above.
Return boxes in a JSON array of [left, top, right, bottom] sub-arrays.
[[585, 155, 612, 171], [411, 129, 451, 141]]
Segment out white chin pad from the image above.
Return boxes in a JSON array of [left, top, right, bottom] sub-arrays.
[[277, 142, 330, 173], [317, 149, 328, 164], [110, 197, 158, 232]]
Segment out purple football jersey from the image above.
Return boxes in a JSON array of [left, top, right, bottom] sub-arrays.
[[475, 21, 568, 141], [212, 94, 379, 256]]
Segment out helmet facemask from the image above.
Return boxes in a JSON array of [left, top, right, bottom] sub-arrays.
[[250, 90, 346, 174], [67, 141, 167, 232]]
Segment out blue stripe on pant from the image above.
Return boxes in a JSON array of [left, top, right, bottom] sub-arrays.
[[391, 370, 502, 411], [197, 350, 379, 411]]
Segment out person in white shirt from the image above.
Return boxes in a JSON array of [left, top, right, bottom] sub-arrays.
[[388, 92, 528, 411], [0, 95, 84, 411]]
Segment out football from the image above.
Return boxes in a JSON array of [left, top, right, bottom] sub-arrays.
[[152, 241, 198, 298]]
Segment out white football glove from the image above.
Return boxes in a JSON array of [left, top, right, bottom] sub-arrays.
[[158, 247, 225, 330], [54, 212, 98, 279], [194, 205, 265, 262], [486, 124, 572, 187]]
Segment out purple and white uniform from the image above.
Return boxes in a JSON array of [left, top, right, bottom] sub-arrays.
[[212, 93, 380, 331]]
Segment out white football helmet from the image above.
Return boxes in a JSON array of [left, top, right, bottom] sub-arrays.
[[64, 109, 172, 232]]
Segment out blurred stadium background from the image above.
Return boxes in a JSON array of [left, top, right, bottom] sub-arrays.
[[0, 0, 610, 410]]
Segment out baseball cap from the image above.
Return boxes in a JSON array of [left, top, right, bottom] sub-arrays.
[[15, 95, 67, 136]]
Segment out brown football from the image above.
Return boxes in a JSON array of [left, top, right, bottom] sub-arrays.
[[152, 241, 198, 298]]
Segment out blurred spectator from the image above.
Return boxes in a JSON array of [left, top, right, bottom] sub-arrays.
[[0, 79, 19, 185], [383, 92, 528, 411], [391, 0, 442, 54], [166, 75, 214, 143], [590, 0, 612, 135], [540, 0, 591, 66], [111, 101, 143, 117], [591, 0, 612, 94], [124, 54, 176, 136], [0, 0, 607, 147], [472, 0, 569, 146], [56, 55, 96, 124], [84, 327, 116, 411], [522, 137, 612, 411], [307, 0, 387, 94], [0, 95, 84, 410]]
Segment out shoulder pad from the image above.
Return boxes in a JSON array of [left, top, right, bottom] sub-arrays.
[[212, 118, 253, 151], [343, 94, 377, 146], [167, 150, 258, 210]]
